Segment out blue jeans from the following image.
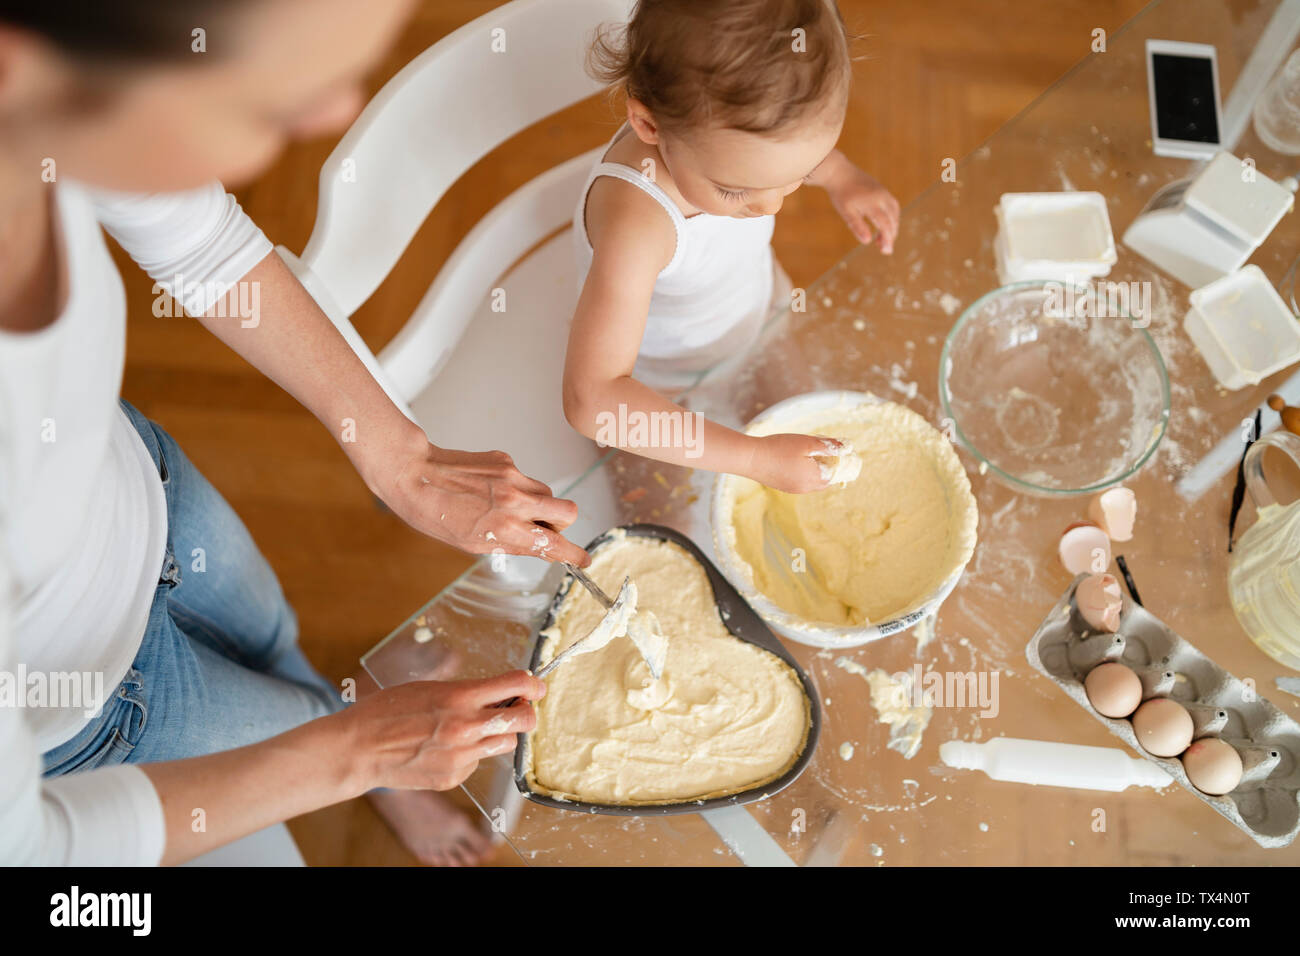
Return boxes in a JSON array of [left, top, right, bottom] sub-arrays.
[[42, 401, 342, 776]]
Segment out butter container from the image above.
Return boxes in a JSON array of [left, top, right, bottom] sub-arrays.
[[1026, 576, 1300, 848], [994, 191, 1117, 285], [1184, 265, 1300, 390]]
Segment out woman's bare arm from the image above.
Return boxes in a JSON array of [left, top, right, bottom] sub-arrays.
[[141, 671, 544, 865], [199, 251, 589, 565]]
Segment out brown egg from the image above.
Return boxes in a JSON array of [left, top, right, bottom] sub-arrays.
[[1085, 662, 1143, 718], [1182, 738, 1244, 795], [1131, 698, 1194, 757]]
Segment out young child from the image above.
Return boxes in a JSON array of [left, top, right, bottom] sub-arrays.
[[564, 0, 899, 494]]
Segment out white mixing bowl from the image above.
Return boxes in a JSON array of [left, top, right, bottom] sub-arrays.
[[709, 390, 975, 649]]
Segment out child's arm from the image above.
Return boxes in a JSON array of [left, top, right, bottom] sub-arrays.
[[807, 149, 901, 254], [564, 178, 838, 494]]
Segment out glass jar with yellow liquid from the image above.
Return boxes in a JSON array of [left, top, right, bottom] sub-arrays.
[[1229, 431, 1300, 669]]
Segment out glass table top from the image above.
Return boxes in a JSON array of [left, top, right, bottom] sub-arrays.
[[364, 0, 1300, 865]]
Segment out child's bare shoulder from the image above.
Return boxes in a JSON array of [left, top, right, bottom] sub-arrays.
[[585, 173, 676, 273], [584, 134, 680, 272]]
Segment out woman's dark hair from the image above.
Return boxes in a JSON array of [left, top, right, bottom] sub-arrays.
[[0, 0, 238, 61]]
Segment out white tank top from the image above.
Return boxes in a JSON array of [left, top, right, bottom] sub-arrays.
[[573, 137, 776, 362]]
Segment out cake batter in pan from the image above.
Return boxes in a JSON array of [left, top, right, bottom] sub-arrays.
[[513, 523, 822, 815]]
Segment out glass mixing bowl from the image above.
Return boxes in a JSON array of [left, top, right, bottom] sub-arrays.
[[939, 281, 1170, 496]]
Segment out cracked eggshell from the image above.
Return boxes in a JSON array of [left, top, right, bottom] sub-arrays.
[[1058, 522, 1111, 575], [1076, 572, 1123, 632], [1088, 487, 1137, 542]]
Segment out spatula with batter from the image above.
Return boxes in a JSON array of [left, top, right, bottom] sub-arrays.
[[495, 568, 668, 709], [557, 564, 667, 679], [494, 575, 638, 711], [531, 523, 668, 678], [535, 574, 636, 678]]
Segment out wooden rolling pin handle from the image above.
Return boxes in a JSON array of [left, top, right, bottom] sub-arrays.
[[1268, 394, 1300, 436]]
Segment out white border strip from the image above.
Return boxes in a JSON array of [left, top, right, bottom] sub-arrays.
[[702, 806, 798, 867], [1222, 0, 1300, 149], [1175, 367, 1300, 500]]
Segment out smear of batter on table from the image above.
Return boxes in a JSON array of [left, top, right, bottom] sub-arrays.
[[836, 657, 933, 759]]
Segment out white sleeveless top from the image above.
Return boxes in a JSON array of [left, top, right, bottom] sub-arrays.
[[573, 137, 776, 364]]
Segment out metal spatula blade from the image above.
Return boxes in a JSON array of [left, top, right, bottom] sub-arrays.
[[563, 563, 617, 610], [535, 576, 636, 679], [493, 575, 637, 710], [561, 562, 665, 680]]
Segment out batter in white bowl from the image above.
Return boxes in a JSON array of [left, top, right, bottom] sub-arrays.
[[724, 400, 978, 627]]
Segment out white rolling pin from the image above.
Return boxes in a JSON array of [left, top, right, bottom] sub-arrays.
[[941, 737, 1173, 792]]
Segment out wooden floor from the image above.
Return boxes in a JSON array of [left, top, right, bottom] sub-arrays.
[[115, 0, 1148, 865]]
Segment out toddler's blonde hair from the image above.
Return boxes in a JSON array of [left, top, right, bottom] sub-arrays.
[[590, 0, 851, 135]]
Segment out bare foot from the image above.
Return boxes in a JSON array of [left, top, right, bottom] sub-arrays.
[[368, 788, 493, 867]]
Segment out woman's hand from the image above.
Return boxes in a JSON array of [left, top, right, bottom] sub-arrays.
[[140, 668, 548, 864], [816, 155, 901, 254], [194, 253, 591, 567], [748, 433, 846, 494], [345, 670, 546, 792], [367, 424, 590, 566]]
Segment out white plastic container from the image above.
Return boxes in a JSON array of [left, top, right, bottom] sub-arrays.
[[1184, 265, 1300, 389], [994, 191, 1117, 284]]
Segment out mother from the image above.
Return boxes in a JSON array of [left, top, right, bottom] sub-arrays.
[[0, 0, 586, 865]]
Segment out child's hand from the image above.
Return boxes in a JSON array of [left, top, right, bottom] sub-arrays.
[[826, 165, 900, 254], [750, 434, 847, 494]]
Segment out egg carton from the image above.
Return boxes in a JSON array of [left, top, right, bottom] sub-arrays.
[[1026, 576, 1300, 848]]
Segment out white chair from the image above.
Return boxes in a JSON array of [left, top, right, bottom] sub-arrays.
[[277, 0, 635, 493]]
